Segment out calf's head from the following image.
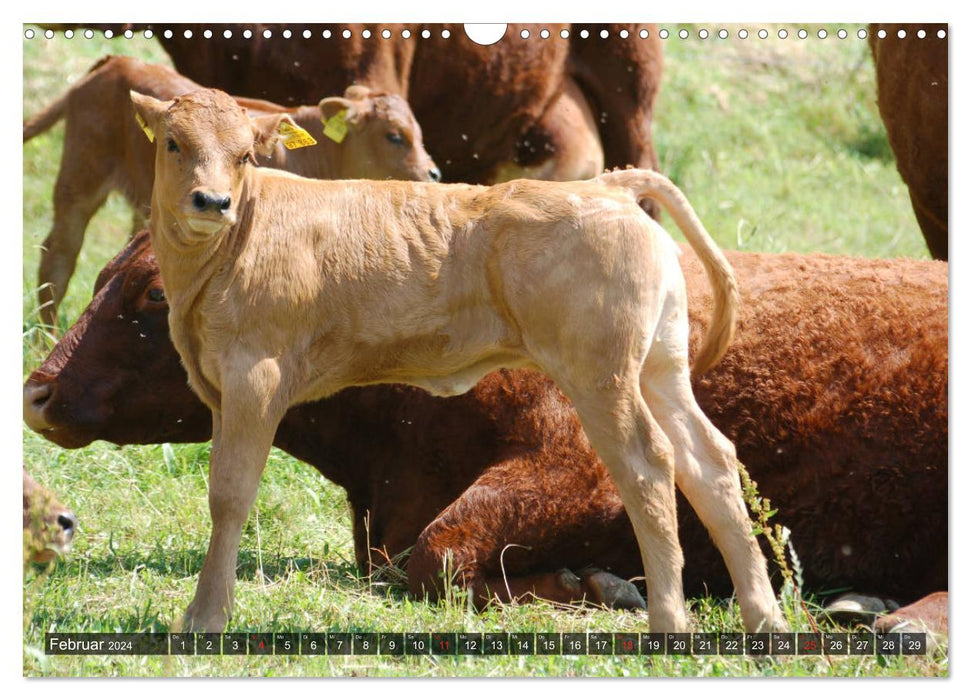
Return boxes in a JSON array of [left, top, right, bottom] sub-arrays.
[[130, 88, 299, 237], [23, 469, 77, 564], [23, 231, 211, 448], [319, 85, 441, 182]]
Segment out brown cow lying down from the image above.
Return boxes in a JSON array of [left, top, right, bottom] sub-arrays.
[[869, 24, 948, 260], [124, 87, 782, 634], [24, 233, 947, 634], [23, 468, 77, 564], [23, 54, 439, 326]]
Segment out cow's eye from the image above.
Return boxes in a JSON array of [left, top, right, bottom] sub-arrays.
[[167, 138, 180, 153], [147, 287, 166, 303], [386, 132, 404, 146], [239, 153, 252, 166]]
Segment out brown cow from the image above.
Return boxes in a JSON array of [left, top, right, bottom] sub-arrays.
[[126, 87, 781, 633], [23, 469, 77, 564], [23, 233, 947, 632], [869, 24, 948, 260], [48, 23, 661, 189], [23, 54, 439, 326], [489, 78, 604, 183]]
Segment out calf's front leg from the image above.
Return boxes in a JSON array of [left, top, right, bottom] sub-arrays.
[[181, 360, 285, 632]]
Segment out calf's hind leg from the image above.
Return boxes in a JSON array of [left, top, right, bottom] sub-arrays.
[[640, 321, 786, 632], [556, 376, 688, 632]]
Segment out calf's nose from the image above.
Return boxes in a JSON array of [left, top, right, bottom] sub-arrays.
[[192, 190, 232, 214], [23, 380, 53, 431], [57, 512, 78, 540]]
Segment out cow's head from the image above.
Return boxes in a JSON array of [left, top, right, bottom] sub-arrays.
[[23, 231, 212, 448], [23, 469, 77, 564], [319, 85, 441, 183], [130, 88, 296, 238]]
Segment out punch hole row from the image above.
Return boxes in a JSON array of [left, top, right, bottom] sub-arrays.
[[23, 26, 948, 42]]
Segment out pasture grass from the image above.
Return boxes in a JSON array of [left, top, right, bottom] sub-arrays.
[[22, 25, 944, 677]]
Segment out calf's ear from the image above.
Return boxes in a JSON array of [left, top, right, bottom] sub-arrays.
[[318, 96, 361, 125], [342, 84, 376, 105], [130, 91, 172, 143], [251, 113, 317, 155], [318, 96, 363, 144]]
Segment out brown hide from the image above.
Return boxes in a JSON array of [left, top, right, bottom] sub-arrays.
[[869, 24, 948, 259], [874, 591, 948, 641]]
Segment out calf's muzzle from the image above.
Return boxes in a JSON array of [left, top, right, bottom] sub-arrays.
[[192, 190, 232, 214], [57, 512, 78, 539]]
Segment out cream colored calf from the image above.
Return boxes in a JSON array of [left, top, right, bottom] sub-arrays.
[[131, 88, 785, 634]]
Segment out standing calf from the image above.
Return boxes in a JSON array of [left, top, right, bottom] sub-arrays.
[[24, 235, 947, 621], [23, 55, 439, 326], [130, 87, 782, 633]]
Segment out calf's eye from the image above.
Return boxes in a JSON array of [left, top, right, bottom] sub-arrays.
[[167, 139, 180, 153], [147, 287, 166, 303], [386, 132, 404, 146]]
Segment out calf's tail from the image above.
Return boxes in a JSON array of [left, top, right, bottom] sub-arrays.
[[23, 54, 116, 142], [596, 168, 740, 377], [23, 92, 69, 142]]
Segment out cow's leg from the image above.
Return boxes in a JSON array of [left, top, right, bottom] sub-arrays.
[[182, 361, 285, 632], [639, 316, 785, 632], [474, 569, 643, 609], [37, 165, 111, 328], [550, 376, 687, 632], [912, 197, 948, 260], [407, 456, 643, 609]]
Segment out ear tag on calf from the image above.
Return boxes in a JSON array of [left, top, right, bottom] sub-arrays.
[[322, 110, 349, 144], [135, 113, 155, 143], [277, 120, 318, 150]]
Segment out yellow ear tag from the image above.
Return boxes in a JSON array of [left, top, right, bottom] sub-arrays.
[[322, 110, 349, 144], [277, 120, 318, 150], [134, 112, 155, 143]]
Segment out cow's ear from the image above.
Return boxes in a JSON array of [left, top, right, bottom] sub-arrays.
[[251, 113, 317, 155], [130, 91, 171, 143]]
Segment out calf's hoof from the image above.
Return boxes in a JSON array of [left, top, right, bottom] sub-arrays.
[[577, 568, 646, 610], [180, 603, 229, 633]]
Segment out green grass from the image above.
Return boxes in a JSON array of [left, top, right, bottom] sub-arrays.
[[22, 25, 943, 678], [653, 24, 925, 258]]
